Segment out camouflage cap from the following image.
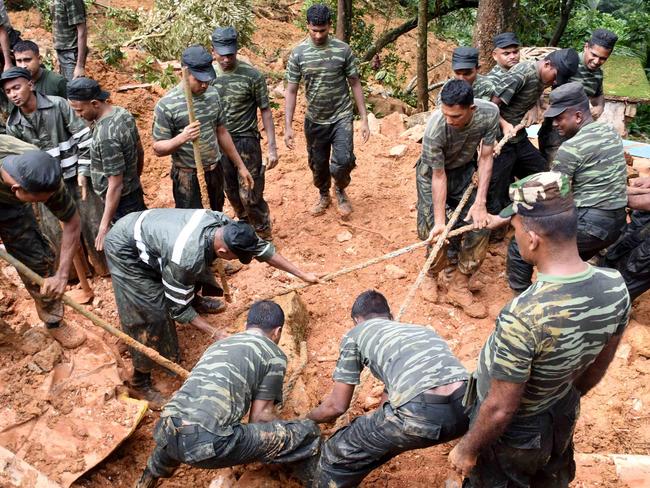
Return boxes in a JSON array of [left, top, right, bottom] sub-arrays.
[[499, 171, 574, 218]]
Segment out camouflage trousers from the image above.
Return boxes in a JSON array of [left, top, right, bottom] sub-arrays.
[[37, 176, 109, 276], [537, 118, 566, 165], [313, 387, 468, 488], [464, 387, 580, 488], [56, 48, 77, 81], [104, 218, 179, 374], [0, 203, 63, 325], [221, 135, 272, 235], [507, 207, 627, 292], [416, 160, 490, 276], [146, 415, 321, 478], [171, 164, 225, 212], [604, 210, 650, 301], [304, 116, 356, 195]]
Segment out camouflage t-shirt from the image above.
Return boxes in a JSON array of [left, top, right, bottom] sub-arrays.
[[90, 106, 142, 198], [163, 331, 287, 435], [52, 0, 86, 51], [476, 265, 630, 416], [494, 61, 545, 143], [285, 36, 358, 124], [152, 84, 225, 169], [569, 53, 603, 98], [211, 61, 269, 137], [436, 75, 496, 105], [333, 318, 468, 407], [421, 98, 499, 171], [550, 122, 627, 210], [486, 64, 509, 85]]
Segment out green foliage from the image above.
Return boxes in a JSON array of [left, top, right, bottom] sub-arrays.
[[629, 104, 650, 142], [431, 8, 475, 46], [133, 55, 178, 89], [137, 0, 254, 61]]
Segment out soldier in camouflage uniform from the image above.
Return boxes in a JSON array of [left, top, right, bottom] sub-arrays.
[[308, 290, 468, 487], [450, 172, 631, 487], [0, 1, 19, 71], [437, 47, 495, 105], [14, 40, 67, 98], [486, 33, 521, 85], [2, 66, 108, 276], [0, 147, 86, 349], [507, 83, 627, 293], [211, 27, 276, 239], [487, 48, 579, 216], [51, 0, 87, 80], [285, 3, 370, 218], [67, 77, 146, 252], [135, 300, 321, 488], [418, 80, 498, 318], [153, 45, 253, 213], [538, 29, 618, 163], [104, 209, 319, 406]]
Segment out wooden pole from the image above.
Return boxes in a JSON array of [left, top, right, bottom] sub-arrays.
[[0, 248, 190, 379], [181, 67, 232, 303]]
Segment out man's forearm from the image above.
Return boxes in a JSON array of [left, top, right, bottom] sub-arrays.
[[284, 85, 298, 130], [76, 23, 88, 69], [456, 396, 517, 457], [136, 141, 145, 175], [152, 134, 187, 157], [57, 212, 81, 279], [100, 178, 123, 229], [0, 27, 12, 69], [349, 77, 367, 120], [266, 253, 310, 281], [260, 108, 277, 152], [431, 171, 448, 226], [475, 152, 494, 204], [307, 395, 348, 423], [574, 334, 622, 396]]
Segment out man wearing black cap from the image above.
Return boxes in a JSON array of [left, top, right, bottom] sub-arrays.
[[487, 32, 521, 84], [437, 47, 495, 104], [2, 66, 107, 275], [210, 26, 276, 240], [539, 29, 618, 163], [0, 148, 86, 349], [507, 82, 628, 293], [153, 45, 253, 212], [104, 208, 319, 405], [487, 48, 579, 217], [450, 171, 630, 488], [67, 77, 146, 251]]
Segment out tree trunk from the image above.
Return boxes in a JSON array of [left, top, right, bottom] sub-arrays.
[[335, 0, 353, 43], [361, 0, 478, 63], [416, 0, 429, 111], [473, 0, 515, 70], [549, 0, 576, 46]]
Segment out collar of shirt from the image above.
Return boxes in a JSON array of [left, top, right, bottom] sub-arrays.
[[9, 92, 55, 127]]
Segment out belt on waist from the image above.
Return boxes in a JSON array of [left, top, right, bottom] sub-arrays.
[[410, 382, 467, 405], [174, 164, 218, 173]]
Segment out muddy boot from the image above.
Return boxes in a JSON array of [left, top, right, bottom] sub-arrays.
[[135, 467, 159, 488], [468, 272, 485, 293], [129, 371, 167, 411], [446, 269, 487, 319], [45, 321, 86, 349], [192, 296, 226, 315], [335, 187, 352, 218], [310, 193, 331, 216], [420, 277, 438, 304]]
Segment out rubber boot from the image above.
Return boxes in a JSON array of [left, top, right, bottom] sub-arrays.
[[446, 269, 488, 318], [46, 321, 86, 349], [420, 277, 438, 304], [192, 296, 226, 315], [310, 193, 331, 216], [129, 371, 167, 411], [135, 467, 159, 488], [335, 187, 352, 218]]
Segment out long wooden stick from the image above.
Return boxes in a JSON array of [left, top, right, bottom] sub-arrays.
[[0, 248, 190, 379], [181, 67, 232, 303]]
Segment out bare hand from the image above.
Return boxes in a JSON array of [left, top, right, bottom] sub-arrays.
[[239, 167, 254, 191], [183, 121, 201, 143], [467, 203, 489, 230], [284, 126, 295, 149], [77, 174, 88, 200], [301, 272, 321, 284], [591, 105, 604, 119], [360, 119, 370, 143], [426, 223, 446, 243], [449, 444, 477, 478], [631, 176, 650, 189], [73, 65, 85, 79], [267, 148, 279, 170], [41, 274, 68, 299], [502, 121, 515, 137], [95, 224, 109, 251], [486, 213, 511, 230]]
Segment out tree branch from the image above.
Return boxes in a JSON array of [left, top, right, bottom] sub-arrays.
[[549, 0, 576, 47]]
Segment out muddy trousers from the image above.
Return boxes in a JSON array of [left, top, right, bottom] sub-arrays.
[[507, 207, 627, 292], [416, 160, 490, 276], [147, 416, 321, 478], [171, 164, 225, 212], [313, 387, 469, 488], [604, 211, 650, 300], [304, 116, 356, 195], [0, 203, 63, 325], [487, 138, 548, 215], [56, 48, 77, 81], [464, 387, 580, 488], [221, 135, 271, 235]]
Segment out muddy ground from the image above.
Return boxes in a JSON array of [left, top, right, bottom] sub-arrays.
[[1, 2, 649, 487]]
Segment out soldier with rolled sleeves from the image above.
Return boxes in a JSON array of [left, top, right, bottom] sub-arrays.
[[486, 32, 521, 85], [506, 83, 627, 294], [450, 172, 631, 487], [210, 27, 276, 239], [437, 47, 496, 105], [284, 3, 370, 218], [418, 80, 498, 318], [539, 29, 618, 163], [308, 290, 468, 487], [104, 208, 319, 406], [0, 147, 86, 349], [135, 300, 321, 488]]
